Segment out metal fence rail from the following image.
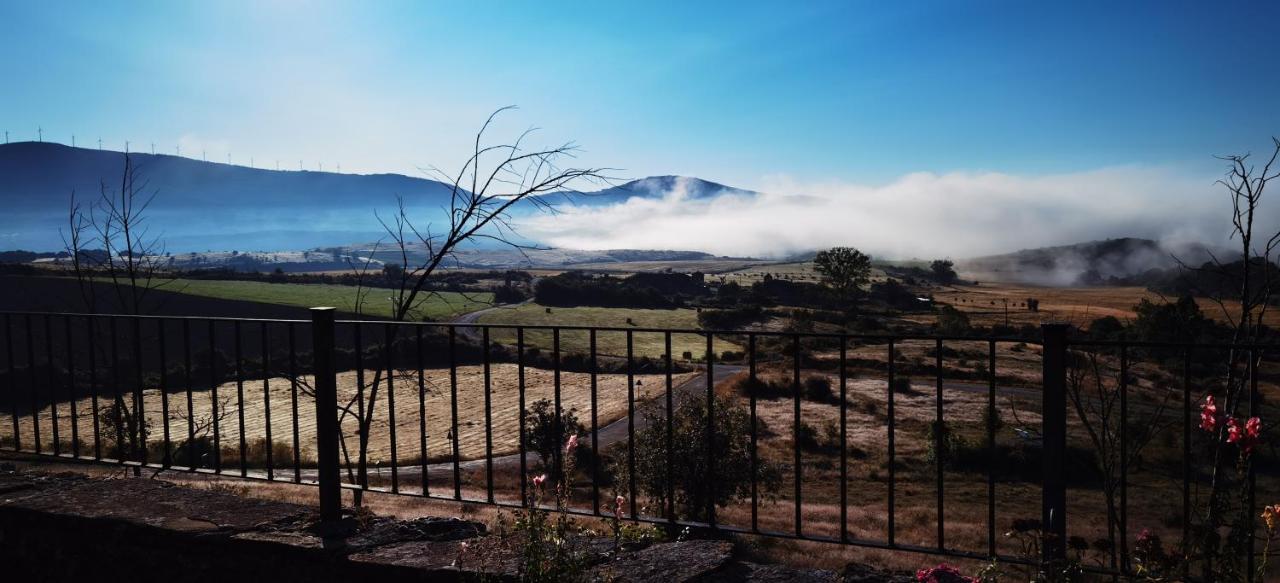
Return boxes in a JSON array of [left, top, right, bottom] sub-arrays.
[[0, 308, 1273, 577]]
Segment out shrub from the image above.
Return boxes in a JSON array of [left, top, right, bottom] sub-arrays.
[[613, 394, 781, 521], [796, 422, 823, 452], [803, 375, 834, 403], [926, 420, 967, 469], [522, 399, 586, 483]]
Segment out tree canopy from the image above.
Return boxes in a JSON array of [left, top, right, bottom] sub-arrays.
[[813, 247, 872, 299]]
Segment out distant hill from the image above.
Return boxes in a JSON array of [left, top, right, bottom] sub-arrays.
[[570, 175, 756, 207], [0, 142, 738, 253], [959, 238, 1227, 286]]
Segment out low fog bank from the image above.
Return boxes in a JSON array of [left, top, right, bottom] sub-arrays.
[[517, 168, 1262, 271], [957, 238, 1229, 287]]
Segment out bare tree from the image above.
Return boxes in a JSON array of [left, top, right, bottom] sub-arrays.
[[62, 153, 177, 472], [1175, 137, 1280, 578], [1066, 350, 1174, 572], [335, 108, 611, 502]]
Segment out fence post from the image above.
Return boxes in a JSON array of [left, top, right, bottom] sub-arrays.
[[311, 307, 342, 524], [1040, 323, 1068, 563]]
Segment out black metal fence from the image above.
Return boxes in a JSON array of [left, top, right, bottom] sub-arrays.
[[0, 308, 1274, 577]]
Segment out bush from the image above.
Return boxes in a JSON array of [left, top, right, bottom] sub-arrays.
[[523, 399, 585, 483], [735, 375, 791, 400], [613, 394, 781, 521], [935, 305, 971, 335], [796, 422, 823, 452], [926, 420, 967, 469], [803, 375, 835, 403]]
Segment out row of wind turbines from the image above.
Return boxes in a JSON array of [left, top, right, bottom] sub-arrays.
[[3, 127, 344, 173]]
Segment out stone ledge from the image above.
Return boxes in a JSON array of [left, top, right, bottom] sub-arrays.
[[0, 470, 851, 582]]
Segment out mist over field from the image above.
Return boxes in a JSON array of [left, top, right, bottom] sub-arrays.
[[519, 168, 1250, 261]]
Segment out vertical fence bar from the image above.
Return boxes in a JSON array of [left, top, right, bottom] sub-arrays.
[[553, 328, 562, 486], [627, 330, 637, 518], [839, 335, 848, 543], [159, 320, 170, 466], [417, 326, 429, 497], [289, 323, 301, 483], [887, 339, 896, 546], [4, 314, 18, 451], [89, 316, 100, 459], [1041, 324, 1068, 563], [748, 333, 757, 532], [65, 315, 79, 457], [208, 319, 221, 474], [131, 316, 145, 469], [1119, 343, 1129, 572], [481, 326, 491, 502], [590, 329, 600, 514], [706, 332, 716, 528], [1181, 348, 1191, 580], [792, 334, 802, 536], [182, 319, 194, 471], [234, 321, 246, 477], [1247, 347, 1258, 577], [46, 315, 60, 456], [261, 322, 274, 480], [666, 331, 676, 524], [934, 337, 944, 550], [110, 318, 121, 462], [449, 326, 461, 500], [310, 308, 341, 525], [987, 339, 998, 558], [26, 314, 40, 454], [354, 324, 367, 490], [516, 328, 525, 503], [208, 320, 221, 473], [386, 323, 400, 494]]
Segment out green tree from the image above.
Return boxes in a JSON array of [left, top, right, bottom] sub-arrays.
[[813, 247, 872, 299], [930, 259, 958, 284], [523, 398, 585, 483], [613, 394, 780, 521]]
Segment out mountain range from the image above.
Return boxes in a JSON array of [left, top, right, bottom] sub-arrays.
[[0, 141, 746, 252]]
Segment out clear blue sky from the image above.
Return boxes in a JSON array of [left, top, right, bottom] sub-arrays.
[[2, 1, 1278, 190]]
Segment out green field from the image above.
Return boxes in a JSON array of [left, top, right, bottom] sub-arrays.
[[475, 303, 739, 358], [161, 279, 492, 320]]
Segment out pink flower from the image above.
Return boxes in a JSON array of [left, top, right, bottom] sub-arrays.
[[915, 563, 975, 583], [1200, 395, 1218, 432], [532, 474, 546, 488], [1227, 416, 1262, 456], [565, 434, 579, 455]]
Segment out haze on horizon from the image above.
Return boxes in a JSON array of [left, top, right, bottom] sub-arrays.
[[2, 1, 1279, 259]]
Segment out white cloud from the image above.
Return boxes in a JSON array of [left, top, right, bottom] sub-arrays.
[[517, 168, 1242, 259]]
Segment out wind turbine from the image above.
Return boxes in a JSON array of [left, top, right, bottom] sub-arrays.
[[37, 126, 42, 142], [98, 138, 102, 150], [72, 135, 76, 147], [176, 145, 181, 157], [151, 142, 155, 155]]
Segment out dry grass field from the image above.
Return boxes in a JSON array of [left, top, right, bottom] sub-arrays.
[[11, 364, 697, 465], [476, 303, 741, 358]]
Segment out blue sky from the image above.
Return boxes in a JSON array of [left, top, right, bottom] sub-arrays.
[[3, 1, 1278, 189], [3, 1, 1279, 257]]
